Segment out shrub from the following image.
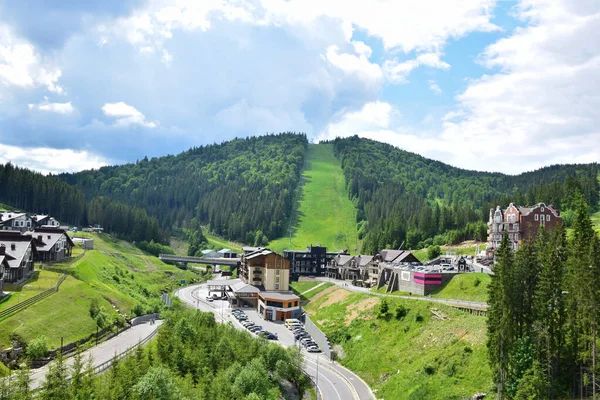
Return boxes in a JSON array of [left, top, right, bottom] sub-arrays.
[[112, 274, 120, 283], [89, 298, 100, 319], [464, 346, 473, 354], [27, 335, 48, 359], [376, 299, 390, 319], [395, 304, 409, 320], [132, 303, 145, 317], [474, 277, 482, 287], [415, 313, 424, 323], [423, 365, 435, 375], [427, 245, 441, 260]]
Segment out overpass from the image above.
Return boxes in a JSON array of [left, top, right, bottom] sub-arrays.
[[158, 254, 241, 267]]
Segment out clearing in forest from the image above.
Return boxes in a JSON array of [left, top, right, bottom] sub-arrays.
[[269, 143, 359, 253]]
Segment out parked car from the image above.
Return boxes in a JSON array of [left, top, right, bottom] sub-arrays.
[[206, 297, 213, 302], [212, 294, 219, 299], [249, 326, 263, 332], [306, 346, 321, 353], [295, 332, 310, 340], [259, 332, 278, 340]]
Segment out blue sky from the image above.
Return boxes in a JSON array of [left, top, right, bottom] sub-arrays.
[[0, 0, 598, 174]]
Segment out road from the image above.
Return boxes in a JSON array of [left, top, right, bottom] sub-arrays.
[[175, 280, 375, 400], [29, 320, 161, 389], [315, 277, 488, 310]]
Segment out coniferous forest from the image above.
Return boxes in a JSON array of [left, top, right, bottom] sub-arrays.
[[59, 133, 308, 245], [331, 136, 599, 253], [1, 133, 598, 253], [487, 196, 600, 399]]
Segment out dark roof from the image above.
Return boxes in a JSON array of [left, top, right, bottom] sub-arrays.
[[356, 255, 374, 267]]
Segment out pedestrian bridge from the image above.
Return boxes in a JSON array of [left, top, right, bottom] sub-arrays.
[[158, 254, 241, 267]]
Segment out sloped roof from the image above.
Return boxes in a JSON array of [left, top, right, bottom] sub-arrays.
[[231, 281, 261, 293], [334, 254, 353, 266], [357, 255, 374, 267], [246, 249, 273, 260]]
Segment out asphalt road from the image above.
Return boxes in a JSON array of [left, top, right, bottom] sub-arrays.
[[29, 320, 162, 389], [175, 280, 374, 400]]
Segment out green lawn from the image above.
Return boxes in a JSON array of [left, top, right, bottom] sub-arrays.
[[304, 286, 492, 399], [0, 270, 62, 312], [269, 144, 358, 253], [592, 209, 600, 233], [431, 273, 490, 303], [0, 233, 200, 350], [290, 281, 321, 295]]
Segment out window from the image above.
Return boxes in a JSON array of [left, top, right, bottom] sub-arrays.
[[515, 234, 518, 241], [534, 214, 539, 221], [266, 300, 283, 308], [546, 215, 550, 221], [275, 284, 280, 290], [541, 207, 545, 212], [27, 221, 31, 227]]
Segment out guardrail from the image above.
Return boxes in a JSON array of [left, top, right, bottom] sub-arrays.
[[0, 273, 67, 321], [92, 326, 160, 375]]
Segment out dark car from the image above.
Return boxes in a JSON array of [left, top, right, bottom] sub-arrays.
[[259, 332, 278, 340]]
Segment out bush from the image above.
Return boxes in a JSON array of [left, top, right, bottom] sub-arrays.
[[27, 335, 48, 359], [395, 304, 409, 320], [132, 303, 145, 317], [473, 277, 482, 287], [427, 245, 441, 260], [89, 298, 100, 319], [464, 346, 473, 354], [376, 299, 390, 319], [423, 365, 435, 375], [112, 274, 120, 283], [415, 313, 424, 323]]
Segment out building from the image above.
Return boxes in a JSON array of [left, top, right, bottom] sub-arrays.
[[0, 256, 9, 294], [373, 249, 421, 264], [326, 254, 377, 285], [487, 202, 562, 253], [283, 245, 348, 280], [240, 248, 291, 291], [0, 213, 32, 232], [0, 231, 35, 283], [31, 215, 60, 228], [28, 228, 74, 262], [377, 264, 453, 296], [258, 292, 301, 321], [217, 248, 237, 258]]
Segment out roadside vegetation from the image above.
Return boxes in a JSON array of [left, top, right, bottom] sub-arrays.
[[269, 144, 359, 253], [2, 308, 311, 400], [0, 232, 198, 350], [304, 286, 492, 399]]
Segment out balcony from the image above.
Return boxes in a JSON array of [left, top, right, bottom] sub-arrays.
[[253, 270, 262, 275]]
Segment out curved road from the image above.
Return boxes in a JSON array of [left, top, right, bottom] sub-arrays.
[[176, 283, 374, 400]]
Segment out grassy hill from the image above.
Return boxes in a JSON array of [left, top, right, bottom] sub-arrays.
[[0, 233, 197, 349], [269, 144, 358, 253], [304, 286, 492, 399]]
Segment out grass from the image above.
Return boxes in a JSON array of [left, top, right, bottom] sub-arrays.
[[0, 270, 62, 312], [204, 231, 244, 254], [592, 209, 600, 233], [304, 286, 492, 399], [269, 144, 359, 254], [290, 281, 321, 295], [412, 241, 482, 262], [431, 273, 490, 303], [0, 232, 201, 350]]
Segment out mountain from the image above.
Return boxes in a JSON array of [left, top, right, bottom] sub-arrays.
[[331, 136, 599, 253], [2, 133, 597, 252], [59, 133, 308, 245]]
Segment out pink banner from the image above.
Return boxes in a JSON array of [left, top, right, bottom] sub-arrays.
[[414, 279, 442, 285]]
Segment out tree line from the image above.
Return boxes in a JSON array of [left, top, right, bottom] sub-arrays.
[[0, 163, 166, 245], [0, 308, 310, 400], [59, 133, 308, 245], [330, 136, 599, 253], [487, 195, 600, 399]]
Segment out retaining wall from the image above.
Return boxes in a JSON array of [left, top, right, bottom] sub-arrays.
[[303, 315, 333, 360]]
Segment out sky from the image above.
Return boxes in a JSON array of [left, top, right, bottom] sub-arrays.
[[0, 0, 598, 175]]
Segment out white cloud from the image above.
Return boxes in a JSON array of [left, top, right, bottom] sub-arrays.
[[102, 101, 157, 128], [318, 101, 395, 140], [0, 25, 64, 93], [428, 80, 442, 95], [324, 44, 383, 84], [383, 53, 450, 84], [28, 99, 75, 114], [0, 143, 108, 174]]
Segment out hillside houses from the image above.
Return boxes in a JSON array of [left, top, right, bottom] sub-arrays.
[[27, 228, 74, 262], [0, 212, 60, 232], [0, 231, 35, 284]]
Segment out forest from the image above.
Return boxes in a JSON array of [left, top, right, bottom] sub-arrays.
[[0, 163, 165, 244], [59, 133, 308, 246], [331, 136, 599, 253], [0, 308, 310, 400], [487, 196, 600, 399]]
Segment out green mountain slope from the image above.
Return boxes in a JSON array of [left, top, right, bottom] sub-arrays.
[[332, 136, 599, 252], [60, 133, 308, 244], [0, 233, 197, 349], [269, 144, 358, 253], [304, 286, 492, 399]]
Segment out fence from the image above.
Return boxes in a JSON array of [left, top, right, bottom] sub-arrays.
[[303, 315, 333, 361], [0, 273, 67, 321]]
